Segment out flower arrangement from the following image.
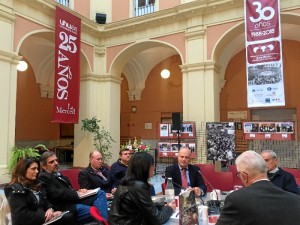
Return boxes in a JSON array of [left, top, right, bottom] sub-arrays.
[[121, 137, 150, 153]]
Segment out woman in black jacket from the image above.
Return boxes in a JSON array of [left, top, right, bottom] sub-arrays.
[[4, 157, 74, 225], [109, 152, 176, 225]]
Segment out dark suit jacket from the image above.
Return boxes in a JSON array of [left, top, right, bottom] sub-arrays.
[[38, 171, 96, 216], [165, 164, 207, 196], [78, 165, 111, 192], [216, 180, 300, 225]]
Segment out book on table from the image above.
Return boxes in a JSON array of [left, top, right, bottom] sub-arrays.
[[77, 187, 100, 199], [42, 210, 70, 225]]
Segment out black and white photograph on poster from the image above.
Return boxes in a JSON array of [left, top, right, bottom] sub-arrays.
[[159, 124, 170, 137], [247, 64, 282, 86], [158, 142, 171, 152], [206, 122, 236, 161]]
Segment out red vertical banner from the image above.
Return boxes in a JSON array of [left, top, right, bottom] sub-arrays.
[[52, 7, 81, 123], [244, 0, 285, 107]]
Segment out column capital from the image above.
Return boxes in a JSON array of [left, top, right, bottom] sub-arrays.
[[180, 61, 221, 73], [81, 73, 122, 84]]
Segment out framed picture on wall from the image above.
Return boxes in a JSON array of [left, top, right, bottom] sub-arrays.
[[158, 123, 170, 138]]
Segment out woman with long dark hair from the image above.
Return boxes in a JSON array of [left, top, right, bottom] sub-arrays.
[[109, 152, 176, 225], [4, 157, 74, 225]]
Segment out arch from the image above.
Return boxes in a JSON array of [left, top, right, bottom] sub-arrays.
[[109, 40, 183, 100], [212, 13, 300, 83], [16, 30, 92, 97]]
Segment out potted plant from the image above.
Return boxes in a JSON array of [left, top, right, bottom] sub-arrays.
[[81, 117, 116, 162], [8, 144, 48, 172]]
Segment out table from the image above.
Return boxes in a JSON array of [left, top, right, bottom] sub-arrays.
[[163, 191, 228, 225]]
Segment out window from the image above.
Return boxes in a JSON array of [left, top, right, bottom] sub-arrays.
[[56, 0, 69, 7], [135, 0, 155, 16]]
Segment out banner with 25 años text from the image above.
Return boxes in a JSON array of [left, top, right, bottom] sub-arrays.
[[52, 7, 81, 123], [244, 0, 285, 107]]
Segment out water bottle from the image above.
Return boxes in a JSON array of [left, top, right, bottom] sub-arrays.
[[165, 178, 175, 203]]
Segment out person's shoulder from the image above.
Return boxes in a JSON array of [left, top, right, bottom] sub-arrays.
[[4, 183, 27, 195], [188, 164, 199, 171], [110, 161, 119, 168], [79, 166, 91, 174], [278, 167, 294, 177], [132, 180, 149, 191], [166, 164, 177, 170]]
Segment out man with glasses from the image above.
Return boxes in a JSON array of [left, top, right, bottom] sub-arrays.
[[260, 150, 299, 194], [216, 150, 300, 225]]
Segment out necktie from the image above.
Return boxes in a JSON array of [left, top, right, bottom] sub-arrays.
[[181, 168, 188, 189]]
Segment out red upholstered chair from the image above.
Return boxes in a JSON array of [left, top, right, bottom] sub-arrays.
[[195, 164, 215, 175], [60, 169, 81, 190], [282, 167, 300, 178], [209, 172, 234, 191], [295, 178, 300, 186], [195, 164, 217, 192]]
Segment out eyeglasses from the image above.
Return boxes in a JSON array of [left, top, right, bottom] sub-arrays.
[[236, 171, 248, 178]]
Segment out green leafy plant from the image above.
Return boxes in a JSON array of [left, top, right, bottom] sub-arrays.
[[81, 117, 116, 162], [8, 144, 48, 172]]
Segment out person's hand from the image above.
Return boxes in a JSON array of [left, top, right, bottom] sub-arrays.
[[193, 187, 202, 196], [111, 188, 117, 194], [78, 188, 88, 193], [167, 200, 177, 212], [45, 208, 54, 222], [106, 193, 113, 199], [53, 211, 62, 217]]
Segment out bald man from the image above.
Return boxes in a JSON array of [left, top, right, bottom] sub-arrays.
[[78, 151, 113, 198], [216, 150, 300, 225], [165, 147, 207, 196]]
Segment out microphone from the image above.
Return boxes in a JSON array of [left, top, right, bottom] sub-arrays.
[[197, 170, 222, 213]]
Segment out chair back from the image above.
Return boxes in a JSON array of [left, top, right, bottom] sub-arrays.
[[209, 172, 234, 191], [60, 169, 81, 190]]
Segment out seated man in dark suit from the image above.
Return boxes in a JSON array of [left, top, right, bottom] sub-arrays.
[[165, 147, 207, 196], [260, 150, 299, 194], [78, 151, 113, 199], [216, 150, 300, 225], [38, 151, 108, 225]]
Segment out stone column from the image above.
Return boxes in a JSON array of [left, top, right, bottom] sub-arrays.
[[0, 4, 18, 183]]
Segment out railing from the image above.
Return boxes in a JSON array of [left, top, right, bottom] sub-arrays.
[[134, 0, 155, 17], [56, 0, 69, 7]]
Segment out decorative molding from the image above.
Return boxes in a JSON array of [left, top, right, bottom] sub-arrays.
[[81, 73, 122, 84], [39, 84, 54, 98], [180, 61, 221, 73], [127, 89, 143, 101]]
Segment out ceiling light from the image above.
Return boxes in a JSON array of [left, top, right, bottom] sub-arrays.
[[160, 69, 170, 79], [17, 60, 28, 72]]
